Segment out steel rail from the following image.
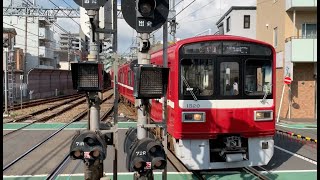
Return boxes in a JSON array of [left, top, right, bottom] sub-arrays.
[[167, 149, 205, 180], [45, 99, 115, 179], [46, 154, 71, 180], [3, 97, 87, 137], [4, 95, 85, 124], [3, 90, 113, 171], [3, 94, 83, 112], [243, 166, 271, 180]]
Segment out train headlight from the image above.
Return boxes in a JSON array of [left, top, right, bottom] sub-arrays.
[[254, 110, 273, 121], [182, 112, 205, 122]]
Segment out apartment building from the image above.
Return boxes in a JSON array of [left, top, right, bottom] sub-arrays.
[[256, 0, 317, 120], [216, 6, 257, 39], [3, 28, 25, 102], [59, 33, 85, 51], [3, 16, 57, 71]]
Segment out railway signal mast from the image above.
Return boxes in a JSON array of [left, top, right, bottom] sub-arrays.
[[69, 0, 114, 180], [121, 0, 169, 179]]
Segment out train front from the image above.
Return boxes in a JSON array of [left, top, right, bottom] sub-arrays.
[[171, 37, 276, 170]]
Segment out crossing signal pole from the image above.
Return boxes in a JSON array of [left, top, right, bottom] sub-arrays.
[[121, 0, 169, 179], [70, 1, 115, 180]]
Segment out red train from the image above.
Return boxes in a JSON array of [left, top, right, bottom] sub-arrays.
[[112, 35, 276, 170]]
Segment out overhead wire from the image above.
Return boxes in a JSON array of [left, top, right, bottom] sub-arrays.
[[61, 0, 80, 15], [178, 0, 216, 22], [3, 22, 60, 46], [48, 0, 80, 27], [152, 0, 198, 42]]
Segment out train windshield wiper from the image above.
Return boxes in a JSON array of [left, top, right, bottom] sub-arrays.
[[182, 75, 198, 101], [261, 84, 272, 104]]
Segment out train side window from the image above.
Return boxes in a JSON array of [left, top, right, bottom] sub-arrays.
[[220, 62, 239, 96], [128, 70, 131, 86]]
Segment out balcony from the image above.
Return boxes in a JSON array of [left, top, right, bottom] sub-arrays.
[[39, 28, 53, 41], [285, 36, 317, 62], [286, 0, 317, 11], [39, 46, 54, 59]]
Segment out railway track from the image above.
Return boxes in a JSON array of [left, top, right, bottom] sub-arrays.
[[242, 166, 272, 180], [4, 95, 85, 124], [3, 94, 83, 111], [3, 91, 113, 137], [3, 91, 115, 172], [45, 99, 115, 180]]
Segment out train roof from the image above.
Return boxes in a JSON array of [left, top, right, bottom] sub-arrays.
[[151, 35, 274, 55]]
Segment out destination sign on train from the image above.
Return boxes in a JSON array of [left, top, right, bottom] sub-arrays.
[[183, 41, 272, 56]]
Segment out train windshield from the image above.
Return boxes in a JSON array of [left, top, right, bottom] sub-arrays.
[[180, 59, 214, 97], [245, 59, 272, 96], [179, 40, 273, 100]]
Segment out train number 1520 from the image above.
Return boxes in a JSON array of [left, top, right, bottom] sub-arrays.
[[186, 104, 200, 108]]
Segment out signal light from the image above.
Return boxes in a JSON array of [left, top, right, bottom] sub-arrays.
[[71, 149, 83, 159], [92, 149, 100, 158], [123, 128, 167, 172], [121, 0, 169, 33], [147, 141, 166, 169], [133, 157, 146, 170], [138, 0, 156, 18], [71, 62, 104, 92], [133, 64, 169, 99], [70, 131, 107, 161], [73, 0, 107, 10], [152, 157, 166, 169]]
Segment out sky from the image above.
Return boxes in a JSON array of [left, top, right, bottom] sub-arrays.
[[4, 0, 256, 54]]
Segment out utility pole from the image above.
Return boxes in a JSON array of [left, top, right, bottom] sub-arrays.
[[169, 0, 177, 42], [4, 48, 9, 116], [85, 9, 103, 180], [112, 0, 118, 179], [136, 32, 150, 140], [24, 4, 28, 83], [68, 32, 71, 70], [162, 20, 168, 180], [121, 1, 169, 179]]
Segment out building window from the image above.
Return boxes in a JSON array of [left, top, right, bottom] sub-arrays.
[[244, 15, 250, 29], [302, 23, 317, 38], [226, 17, 230, 32], [273, 27, 278, 47], [218, 24, 224, 35]]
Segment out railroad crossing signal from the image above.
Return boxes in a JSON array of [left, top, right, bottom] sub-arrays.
[[284, 76, 292, 85], [70, 130, 113, 161], [73, 0, 108, 10], [124, 128, 167, 173], [121, 0, 169, 33]]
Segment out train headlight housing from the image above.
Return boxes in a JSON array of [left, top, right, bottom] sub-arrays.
[[182, 112, 205, 122], [254, 110, 273, 121]]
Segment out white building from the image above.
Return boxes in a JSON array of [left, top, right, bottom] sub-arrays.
[[59, 33, 86, 51], [3, 16, 57, 71], [216, 6, 256, 39]]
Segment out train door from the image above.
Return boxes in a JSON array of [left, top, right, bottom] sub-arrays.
[[216, 57, 242, 98]]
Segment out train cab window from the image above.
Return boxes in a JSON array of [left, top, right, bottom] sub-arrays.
[[220, 62, 239, 96], [180, 59, 214, 97], [245, 59, 272, 96]]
